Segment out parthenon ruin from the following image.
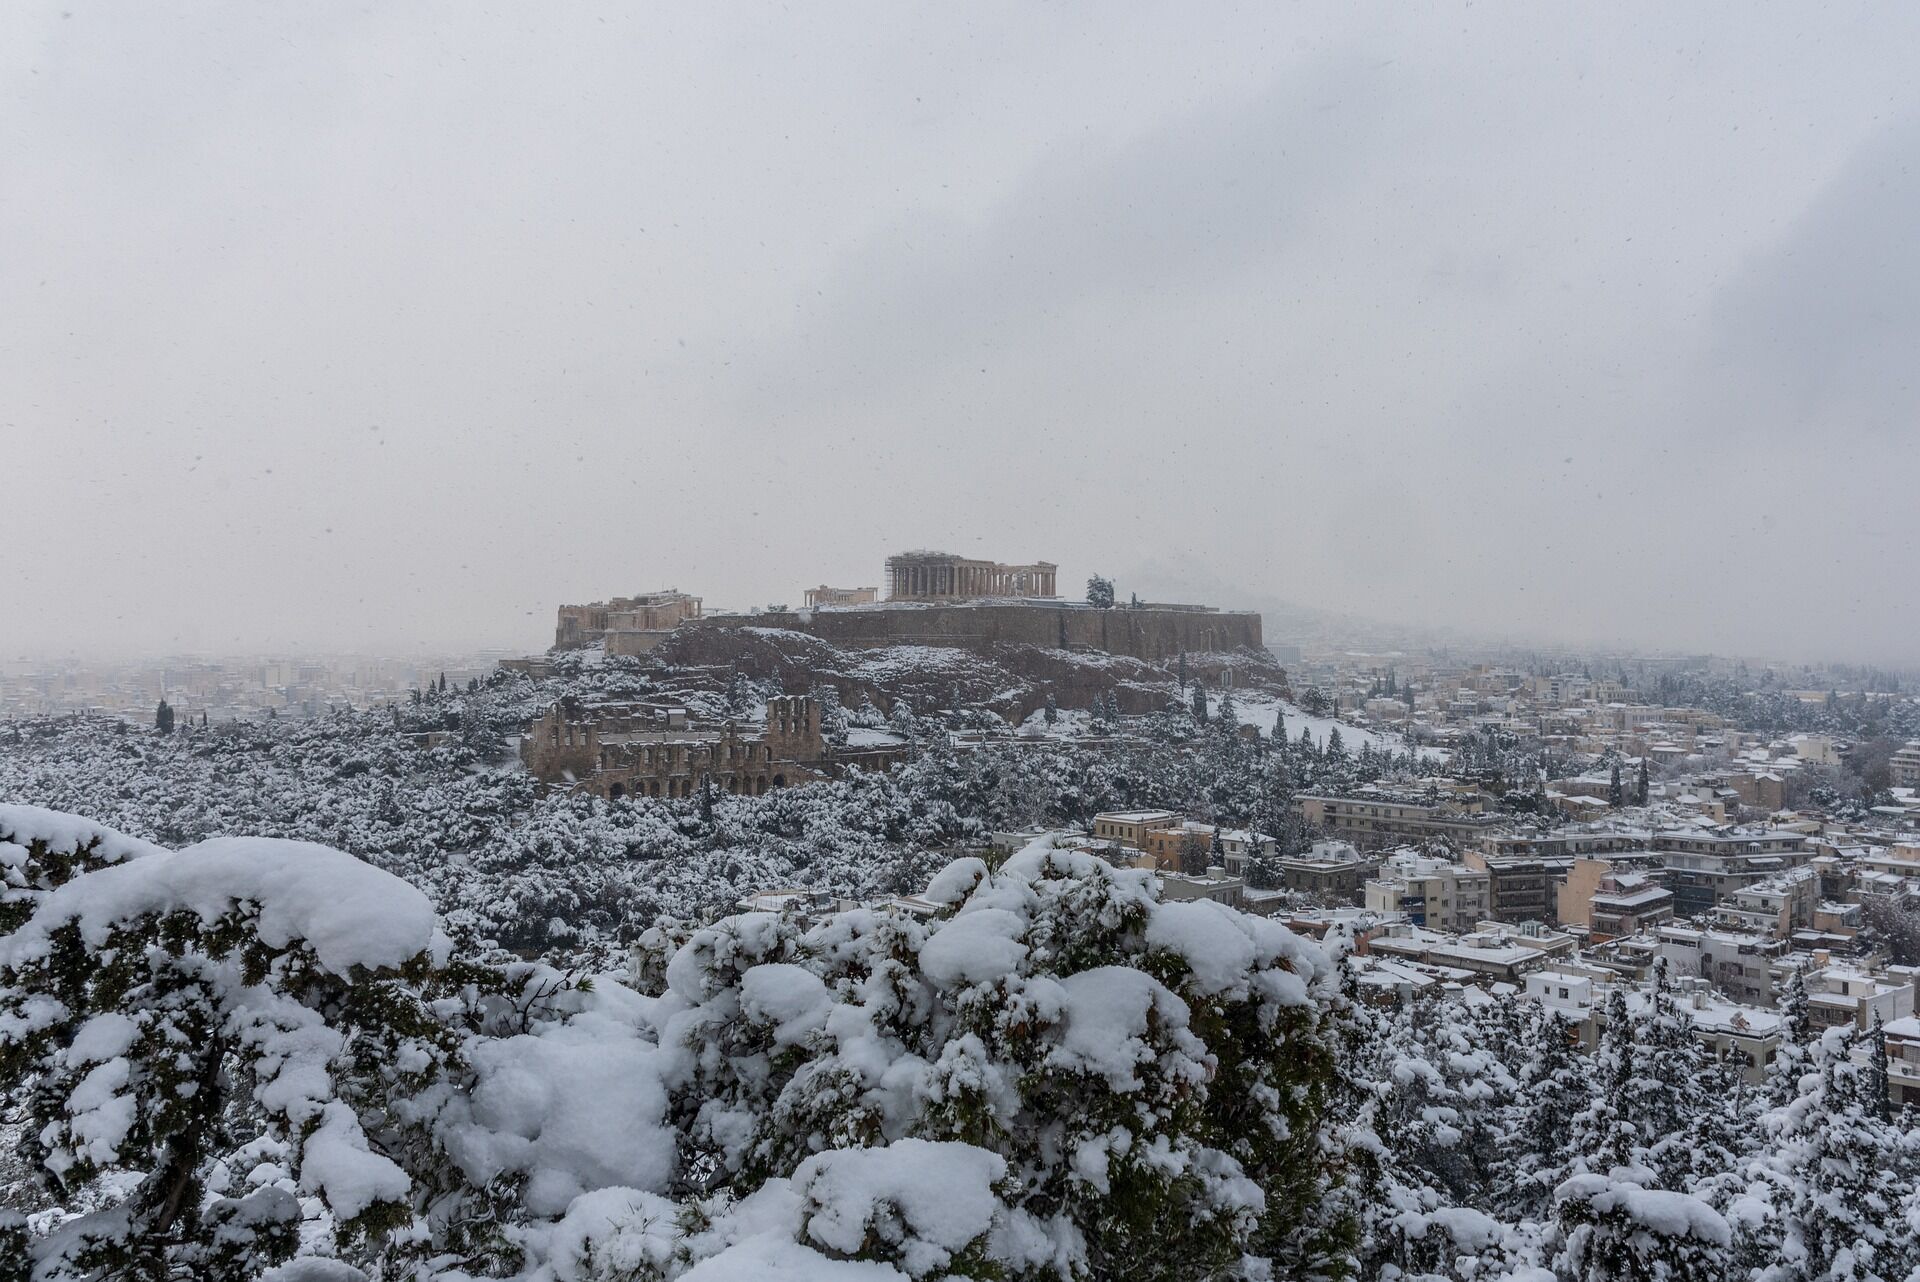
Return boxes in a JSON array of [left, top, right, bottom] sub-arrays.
[[884, 551, 1058, 601]]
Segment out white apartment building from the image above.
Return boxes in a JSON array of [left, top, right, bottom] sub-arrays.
[[1655, 922, 1793, 1007], [1883, 1016, 1920, 1109], [1364, 850, 1492, 933], [1804, 963, 1914, 1034], [1891, 744, 1920, 791], [1523, 969, 1782, 1084]]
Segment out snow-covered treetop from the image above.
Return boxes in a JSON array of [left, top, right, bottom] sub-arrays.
[[0, 803, 170, 866], [0, 835, 444, 977]]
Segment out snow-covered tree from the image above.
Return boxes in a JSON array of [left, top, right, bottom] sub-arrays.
[[0, 808, 472, 1277], [1571, 988, 1637, 1175], [0, 810, 1356, 1280], [1216, 685, 1238, 735], [1510, 1008, 1593, 1213], [1769, 967, 1816, 1106], [1632, 962, 1716, 1187], [1551, 1173, 1731, 1281], [638, 841, 1347, 1279], [1748, 1028, 1914, 1282]]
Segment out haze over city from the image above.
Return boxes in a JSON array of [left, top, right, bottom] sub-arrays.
[[14, 7, 1920, 1278], [5, 2, 1917, 663]]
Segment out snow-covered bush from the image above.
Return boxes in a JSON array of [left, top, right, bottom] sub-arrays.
[[0, 808, 457, 1278], [0, 812, 1348, 1280], [632, 835, 1347, 1279]]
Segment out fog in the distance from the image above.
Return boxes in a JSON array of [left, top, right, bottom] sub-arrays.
[[4, 4, 1915, 663]]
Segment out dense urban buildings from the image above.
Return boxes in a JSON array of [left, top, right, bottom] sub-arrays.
[[0, 652, 510, 722], [1364, 850, 1492, 932]]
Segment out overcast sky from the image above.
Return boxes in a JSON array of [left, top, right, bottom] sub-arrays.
[[5, 4, 1917, 664]]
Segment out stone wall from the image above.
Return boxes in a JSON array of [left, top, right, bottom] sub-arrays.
[[555, 591, 702, 649], [521, 696, 827, 799], [690, 602, 1260, 663], [605, 630, 676, 657]]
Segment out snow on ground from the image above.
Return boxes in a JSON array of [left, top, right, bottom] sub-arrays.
[[1015, 708, 1092, 739], [848, 646, 985, 681], [844, 727, 910, 749], [1010, 694, 1444, 760], [1228, 694, 1402, 754]]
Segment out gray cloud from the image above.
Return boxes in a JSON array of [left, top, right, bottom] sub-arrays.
[[3, 3, 1916, 663], [1703, 116, 1920, 439], [745, 52, 1393, 408]]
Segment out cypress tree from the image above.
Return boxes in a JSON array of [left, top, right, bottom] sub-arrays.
[[1782, 968, 1812, 1046], [1770, 968, 1815, 1106], [1574, 988, 1638, 1174], [1515, 1009, 1590, 1210], [1764, 1030, 1912, 1280], [1869, 1012, 1891, 1124]]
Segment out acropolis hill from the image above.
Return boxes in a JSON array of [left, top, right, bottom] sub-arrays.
[[553, 551, 1263, 664]]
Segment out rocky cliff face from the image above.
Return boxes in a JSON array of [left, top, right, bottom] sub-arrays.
[[689, 600, 1262, 662], [649, 624, 1287, 721]]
